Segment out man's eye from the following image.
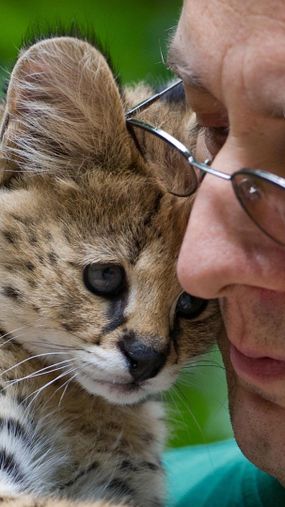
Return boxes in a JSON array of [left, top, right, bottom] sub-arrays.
[[204, 126, 229, 156]]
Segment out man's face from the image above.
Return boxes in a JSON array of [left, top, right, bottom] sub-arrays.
[[172, 0, 285, 484]]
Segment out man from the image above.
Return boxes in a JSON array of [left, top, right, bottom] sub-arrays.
[[164, 0, 285, 504]]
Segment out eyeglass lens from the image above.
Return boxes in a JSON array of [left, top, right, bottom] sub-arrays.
[[128, 116, 285, 246], [233, 172, 285, 245], [129, 123, 199, 197]]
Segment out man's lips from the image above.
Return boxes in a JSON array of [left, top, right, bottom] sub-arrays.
[[230, 344, 285, 380]]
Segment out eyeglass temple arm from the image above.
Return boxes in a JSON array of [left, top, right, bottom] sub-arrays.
[[191, 158, 232, 181], [127, 116, 232, 183], [126, 80, 183, 119]]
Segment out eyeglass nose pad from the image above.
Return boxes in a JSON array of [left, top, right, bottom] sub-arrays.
[[198, 157, 213, 182]]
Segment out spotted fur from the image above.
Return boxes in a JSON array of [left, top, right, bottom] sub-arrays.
[[0, 36, 221, 507]]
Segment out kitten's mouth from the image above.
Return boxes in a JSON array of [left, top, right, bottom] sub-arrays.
[[93, 377, 141, 391], [77, 371, 146, 404]]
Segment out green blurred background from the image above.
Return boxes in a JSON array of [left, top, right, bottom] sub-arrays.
[[0, 0, 232, 448]]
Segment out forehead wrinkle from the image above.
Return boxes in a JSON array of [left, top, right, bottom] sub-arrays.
[[167, 42, 209, 93], [218, 30, 285, 120], [245, 46, 285, 118]]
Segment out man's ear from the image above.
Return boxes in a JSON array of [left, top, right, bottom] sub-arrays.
[[0, 37, 131, 184]]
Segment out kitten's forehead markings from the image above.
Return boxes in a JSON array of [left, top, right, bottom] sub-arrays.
[[1, 230, 18, 246], [127, 192, 163, 265], [10, 214, 34, 227]]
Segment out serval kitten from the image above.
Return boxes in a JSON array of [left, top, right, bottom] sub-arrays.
[[0, 35, 220, 507]]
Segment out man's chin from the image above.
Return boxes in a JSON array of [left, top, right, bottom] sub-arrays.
[[226, 367, 285, 486]]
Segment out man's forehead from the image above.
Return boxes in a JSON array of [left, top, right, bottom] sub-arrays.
[[169, 0, 285, 114], [171, 0, 285, 61], [168, 1, 235, 93], [181, 0, 285, 19]]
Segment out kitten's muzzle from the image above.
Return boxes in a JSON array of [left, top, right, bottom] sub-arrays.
[[118, 334, 168, 383]]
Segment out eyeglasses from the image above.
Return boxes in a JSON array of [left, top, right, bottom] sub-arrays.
[[126, 80, 285, 246]]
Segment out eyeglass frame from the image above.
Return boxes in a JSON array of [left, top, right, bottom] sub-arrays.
[[125, 79, 285, 246]]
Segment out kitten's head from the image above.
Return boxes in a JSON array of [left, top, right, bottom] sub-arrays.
[[0, 37, 221, 404]]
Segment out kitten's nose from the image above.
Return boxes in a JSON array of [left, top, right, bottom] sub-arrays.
[[119, 335, 167, 382]]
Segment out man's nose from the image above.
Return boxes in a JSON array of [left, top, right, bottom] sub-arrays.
[[177, 152, 274, 299], [119, 333, 168, 383]]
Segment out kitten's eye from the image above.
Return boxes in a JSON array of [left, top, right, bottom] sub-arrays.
[[175, 292, 208, 320], [83, 264, 126, 298]]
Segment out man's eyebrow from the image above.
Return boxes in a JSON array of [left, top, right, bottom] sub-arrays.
[[167, 41, 208, 92]]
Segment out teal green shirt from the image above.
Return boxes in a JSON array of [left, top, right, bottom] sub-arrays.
[[164, 440, 285, 506]]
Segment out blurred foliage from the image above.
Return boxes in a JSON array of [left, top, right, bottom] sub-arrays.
[[0, 0, 233, 447], [0, 0, 182, 86], [166, 348, 232, 448]]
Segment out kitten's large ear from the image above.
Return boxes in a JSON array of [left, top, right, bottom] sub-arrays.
[[0, 37, 131, 184]]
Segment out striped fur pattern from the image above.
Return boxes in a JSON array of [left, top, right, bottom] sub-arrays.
[[0, 36, 221, 507]]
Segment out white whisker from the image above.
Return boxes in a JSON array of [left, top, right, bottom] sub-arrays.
[[25, 367, 77, 408], [31, 366, 79, 412], [4, 359, 75, 388], [0, 326, 32, 348], [57, 373, 78, 407], [1, 351, 72, 379], [27, 340, 83, 352], [174, 383, 206, 443]]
